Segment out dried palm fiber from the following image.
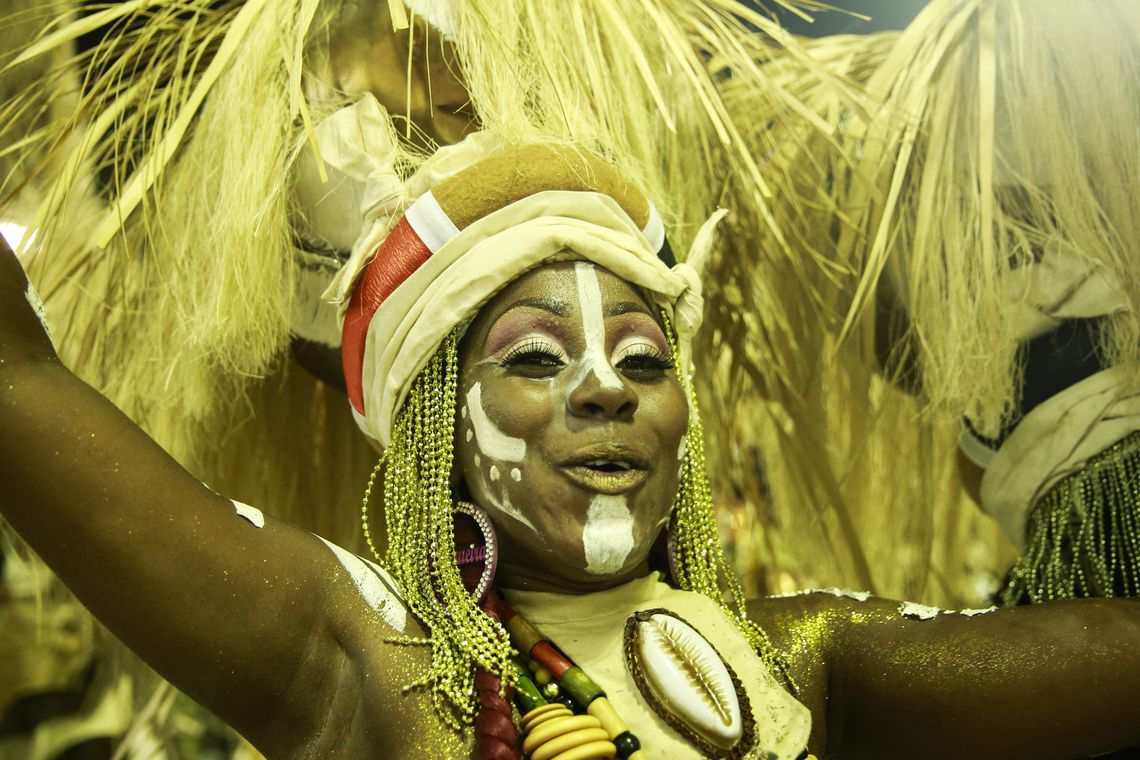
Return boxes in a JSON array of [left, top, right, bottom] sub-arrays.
[[823, 0, 1140, 602], [0, 0, 856, 544], [834, 0, 1140, 428], [707, 27, 1014, 604], [0, 0, 859, 747], [0, 0, 84, 233]]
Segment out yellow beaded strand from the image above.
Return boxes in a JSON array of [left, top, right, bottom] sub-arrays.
[[662, 313, 798, 694], [1003, 429, 1140, 604], [361, 330, 515, 726]]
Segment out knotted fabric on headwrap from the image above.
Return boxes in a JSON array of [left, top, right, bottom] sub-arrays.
[[330, 138, 719, 445]]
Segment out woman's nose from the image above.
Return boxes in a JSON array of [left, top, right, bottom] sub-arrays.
[[566, 368, 639, 420]]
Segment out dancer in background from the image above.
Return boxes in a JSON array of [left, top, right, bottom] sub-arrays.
[[828, 0, 1140, 603]]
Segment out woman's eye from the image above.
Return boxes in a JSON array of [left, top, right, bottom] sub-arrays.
[[499, 338, 567, 374], [615, 347, 675, 378]]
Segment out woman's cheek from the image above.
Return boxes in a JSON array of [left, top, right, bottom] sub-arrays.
[[459, 380, 540, 533]]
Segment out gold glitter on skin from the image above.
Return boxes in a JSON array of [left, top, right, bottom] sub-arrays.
[[751, 593, 1140, 758], [317, 553, 473, 758]]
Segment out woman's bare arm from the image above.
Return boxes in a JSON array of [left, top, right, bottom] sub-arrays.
[[0, 239, 393, 752], [755, 592, 1140, 759]]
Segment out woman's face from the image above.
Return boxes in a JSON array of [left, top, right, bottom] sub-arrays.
[[456, 261, 689, 591]]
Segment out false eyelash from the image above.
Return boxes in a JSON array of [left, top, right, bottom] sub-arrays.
[[617, 345, 675, 370], [499, 337, 566, 366]]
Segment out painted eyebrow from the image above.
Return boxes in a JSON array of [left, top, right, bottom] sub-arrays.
[[497, 297, 651, 320], [606, 301, 651, 318], [501, 296, 571, 318]]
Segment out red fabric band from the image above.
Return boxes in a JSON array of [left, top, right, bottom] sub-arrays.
[[341, 216, 433, 415]]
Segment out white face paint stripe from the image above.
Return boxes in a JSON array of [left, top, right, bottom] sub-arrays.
[[487, 492, 538, 533], [572, 262, 624, 390], [582, 495, 635, 575], [231, 500, 265, 528], [466, 382, 526, 461], [317, 537, 407, 632]]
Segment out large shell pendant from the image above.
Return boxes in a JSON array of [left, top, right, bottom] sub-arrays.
[[623, 609, 754, 758]]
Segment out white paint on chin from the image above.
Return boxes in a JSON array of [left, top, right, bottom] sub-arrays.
[[582, 495, 636, 575], [510, 467, 522, 482], [571, 262, 624, 390], [466, 382, 526, 461]]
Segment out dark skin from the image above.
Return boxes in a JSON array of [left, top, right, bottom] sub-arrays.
[[454, 262, 688, 593], [1, 236, 1138, 758]]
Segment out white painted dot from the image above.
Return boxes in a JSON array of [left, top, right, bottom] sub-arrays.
[[510, 468, 522, 481], [490, 465, 500, 481], [466, 429, 473, 442], [474, 453, 481, 467], [461, 405, 468, 418]]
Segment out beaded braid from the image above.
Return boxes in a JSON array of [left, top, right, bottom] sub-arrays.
[[474, 601, 522, 760], [366, 330, 516, 727], [661, 314, 799, 694], [360, 316, 797, 737]]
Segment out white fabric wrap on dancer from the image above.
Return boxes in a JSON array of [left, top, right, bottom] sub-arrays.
[[971, 243, 1138, 548]]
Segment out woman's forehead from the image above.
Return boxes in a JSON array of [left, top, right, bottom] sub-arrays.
[[479, 262, 649, 322]]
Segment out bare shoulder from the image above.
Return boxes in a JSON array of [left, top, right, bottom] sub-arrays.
[[746, 589, 893, 753], [300, 539, 472, 759]]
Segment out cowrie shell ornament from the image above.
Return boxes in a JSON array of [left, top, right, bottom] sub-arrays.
[[624, 609, 755, 757]]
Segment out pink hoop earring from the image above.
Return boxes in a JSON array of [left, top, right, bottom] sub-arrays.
[[453, 500, 498, 603]]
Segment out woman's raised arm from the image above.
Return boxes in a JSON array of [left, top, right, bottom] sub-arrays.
[[0, 238, 395, 753], [756, 592, 1140, 758]]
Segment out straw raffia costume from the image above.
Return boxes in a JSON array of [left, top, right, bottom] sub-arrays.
[[812, 0, 1140, 603], [0, 0, 847, 756]]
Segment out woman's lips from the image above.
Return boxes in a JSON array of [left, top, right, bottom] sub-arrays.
[[559, 464, 649, 495], [558, 443, 651, 494]]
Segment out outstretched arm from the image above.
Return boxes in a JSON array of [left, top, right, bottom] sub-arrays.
[[0, 239, 383, 753], [755, 592, 1140, 759]]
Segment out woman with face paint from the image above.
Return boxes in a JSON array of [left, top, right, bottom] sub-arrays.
[[4, 139, 1140, 760]]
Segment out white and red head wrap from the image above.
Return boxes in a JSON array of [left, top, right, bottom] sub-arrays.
[[309, 97, 722, 445]]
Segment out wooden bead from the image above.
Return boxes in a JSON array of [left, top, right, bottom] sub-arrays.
[[612, 731, 640, 759], [586, 697, 626, 736], [521, 703, 570, 732], [549, 740, 618, 760], [522, 716, 600, 754], [512, 664, 548, 715], [530, 727, 610, 760], [506, 614, 544, 653], [560, 666, 604, 707], [586, 698, 643, 759], [530, 641, 573, 678]]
